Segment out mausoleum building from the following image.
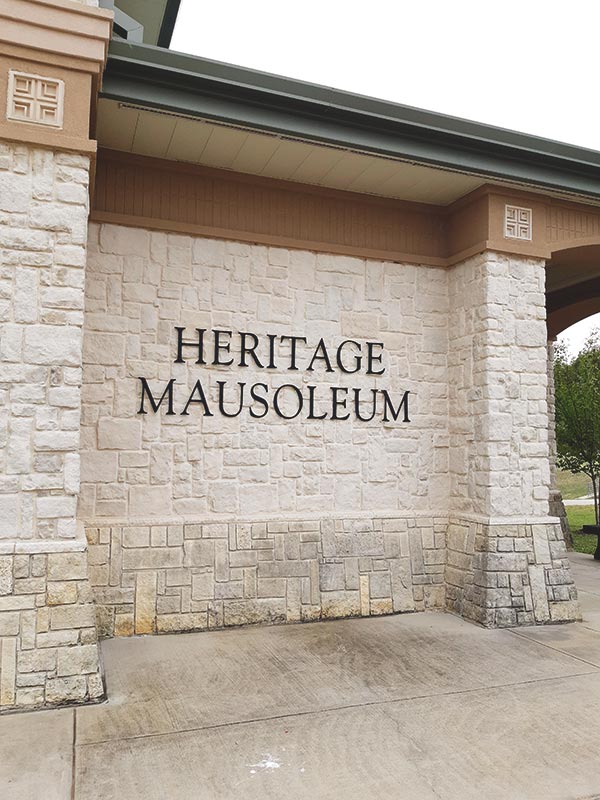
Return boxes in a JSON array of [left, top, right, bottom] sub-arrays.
[[2, 0, 600, 711]]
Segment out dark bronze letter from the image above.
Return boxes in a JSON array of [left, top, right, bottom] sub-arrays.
[[138, 378, 176, 415], [381, 390, 410, 422], [174, 327, 206, 364], [366, 342, 385, 375]]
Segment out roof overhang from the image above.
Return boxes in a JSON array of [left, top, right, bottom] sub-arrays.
[[99, 39, 600, 206]]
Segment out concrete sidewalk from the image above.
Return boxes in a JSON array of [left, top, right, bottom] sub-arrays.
[[2, 553, 600, 800]]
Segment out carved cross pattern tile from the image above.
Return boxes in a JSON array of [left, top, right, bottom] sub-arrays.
[[504, 204, 532, 240], [6, 71, 65, 128]]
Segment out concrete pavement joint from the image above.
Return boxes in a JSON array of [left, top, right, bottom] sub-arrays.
[[507, 626, 600, 670], [70, 709, 76, 800], [75, 668, 600, 749]]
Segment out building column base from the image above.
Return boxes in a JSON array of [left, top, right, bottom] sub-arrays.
[[0, 535, 104, 712], [549, 490, 573, 549], [446, 517, 581, 628]]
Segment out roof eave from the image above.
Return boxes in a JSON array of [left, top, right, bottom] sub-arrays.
[[101, 40, 600, 202]]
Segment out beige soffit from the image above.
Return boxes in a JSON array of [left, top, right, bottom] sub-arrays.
[[95, 97, 485, 205]]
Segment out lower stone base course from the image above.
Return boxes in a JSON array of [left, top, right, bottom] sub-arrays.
[[85, 517, 448, 637], [445, 518, 580, 627], [0, 540, 104, 712], [549, 490, 573, 549]]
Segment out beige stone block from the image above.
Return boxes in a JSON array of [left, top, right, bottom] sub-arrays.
[[183, 540, 214, 568], [549, 600, 581, 622], [47, 552, 88, 581], [0, 556, 13, 595], [0, 496, 19, 537], [156, 612, 207, 633], [14, 577, 45, 595], [98, 418, 141, 451], [424, 585, 446, 609], [47, 581, 78, 606], [122, 547, 182, 570], [89, 565, 109, 586], [122, 527, 150, 548], [37, 495, 77, 519], [18, 647, 56, 673], [223, 599, 286, 626], [0, 595, 35, 611], [36, 606, 50, 633], [167, 526, 184, 546], [100, 224, 149, 257], [114, 613, 134, 637], [370, 598, 394, 616], [46, 675, 87, 703], [83, 332, 125, 366], [0, 637, 16, 706], [321, 591, 361, 619], [214, 581, 243, 600], [88, 673, 104, 700], [36, 630, 78, 648], [56, 644, 100, 677], [0, 611, 20, 636], [192, 573, 214, 601], [528, 565, 550, 623], [135, 572, 157, 635], [532, 525, 552, 565], [16, 686, 44, 707], [33, 432, 79, 454], [359, 574, 370, 616], [128, 485, 172, 516], [390, 559, 415, 613], [50, 603, 95, 630], [23, 324, 81, 366], [80, 451, 118, 483]]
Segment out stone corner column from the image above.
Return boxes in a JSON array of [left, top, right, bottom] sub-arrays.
[[0, 0, 112, 710], [445, 250, 580, 628]]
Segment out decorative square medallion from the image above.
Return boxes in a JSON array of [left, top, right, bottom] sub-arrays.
[[504, 204, 532, 240], [6, 71, 64, 128]]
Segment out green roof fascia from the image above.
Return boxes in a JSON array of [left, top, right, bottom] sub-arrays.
[[102, 40, 600, 201]]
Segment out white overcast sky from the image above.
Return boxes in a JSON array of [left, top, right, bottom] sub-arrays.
[[172, 0, 600, 356]]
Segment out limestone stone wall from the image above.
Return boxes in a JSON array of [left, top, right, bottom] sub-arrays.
[[87, 515, 447, 637], [78, 226, 580, 634], [445, 518, 579, 627], [448, 252, 551, 518], [0, 542, 103, 709], [81, 223, 449, 521], [1, 143, 90, 542], [0, 142, 103, 711], [444, 252, 578, 626]]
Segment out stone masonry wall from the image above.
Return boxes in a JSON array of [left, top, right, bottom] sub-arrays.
[[81, 223, 449, 521], [445, 518, 579, 627], [0, 142, 103, 710], [0, 542, 103, 710], [80, 223, 451, 633], [0, 143, 90, 541], [444, 252, 578, 625], [448, 251, 551, 519], [79, 229, 580, 633], [87, 515, 446, 637]]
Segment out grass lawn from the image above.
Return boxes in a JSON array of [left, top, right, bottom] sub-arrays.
[[557, 470, 592, 500], [566, 504, 598, 555]]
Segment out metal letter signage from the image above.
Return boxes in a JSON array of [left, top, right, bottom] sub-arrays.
[[137, 328, 410, 423]]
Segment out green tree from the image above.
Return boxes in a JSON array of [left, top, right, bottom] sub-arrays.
[[554, 333, 600, 526]]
